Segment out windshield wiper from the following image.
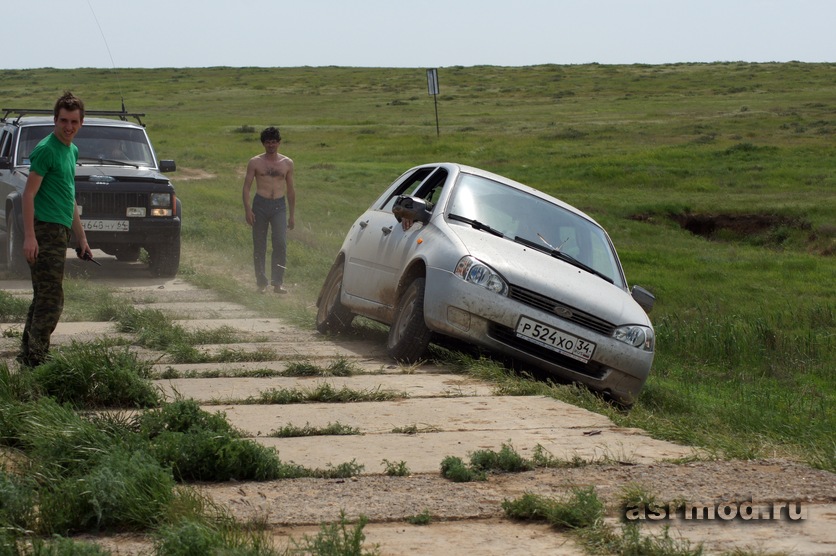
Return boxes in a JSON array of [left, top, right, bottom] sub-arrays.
[[448, 213, 504, 237], [77, 157, 139, 168], [513, 235, 614, 284]]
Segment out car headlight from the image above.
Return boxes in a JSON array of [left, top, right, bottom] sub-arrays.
[[150, 193, 172, 207], [454, 255, 508, 295], [150, 193, 173, 216], [613, 325, 655, 351]]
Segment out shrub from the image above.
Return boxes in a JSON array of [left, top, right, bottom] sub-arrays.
[[32, 341, 159, 409]]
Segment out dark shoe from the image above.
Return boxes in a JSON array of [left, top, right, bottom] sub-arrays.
[[273, 285, 288, 294], [15, 354, 40, 369], [258, 284, 268, 294]]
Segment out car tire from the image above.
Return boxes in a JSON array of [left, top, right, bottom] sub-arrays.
[[6, 213, 28, 277], [316, 261, 354, 334], [147, 237, 180, 277], [387, 277, 432, 362]]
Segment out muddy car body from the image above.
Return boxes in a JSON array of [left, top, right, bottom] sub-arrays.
[[317, 163, 656, 405]]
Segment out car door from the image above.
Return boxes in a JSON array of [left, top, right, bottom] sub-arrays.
[[0, 128, 15, 205], [343, 166, 445, 309]]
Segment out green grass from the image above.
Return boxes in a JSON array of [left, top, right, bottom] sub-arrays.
[[0, 63, 833, 552]]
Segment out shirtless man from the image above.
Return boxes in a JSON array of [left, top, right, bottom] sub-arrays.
[[242, 126, 296, 293]]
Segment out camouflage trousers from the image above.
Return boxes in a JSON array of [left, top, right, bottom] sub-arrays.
[[18, 221, 70, 368]]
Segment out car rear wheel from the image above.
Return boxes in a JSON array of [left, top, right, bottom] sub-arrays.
[[387, 277, 432, 362], [316, 261, 354, 334], [6, 213, 28, 277]]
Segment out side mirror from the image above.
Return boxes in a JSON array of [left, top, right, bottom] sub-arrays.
[[0, 156, 11, 170], [159, 160, 176, 172], [392, 195, 432, 226], [631, 285, 656, 313]]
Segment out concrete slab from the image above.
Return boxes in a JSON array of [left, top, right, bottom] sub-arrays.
[[156, 374, 494, 402], [207, 396, 695, 473]]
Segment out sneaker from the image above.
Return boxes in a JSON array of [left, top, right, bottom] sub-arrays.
[[258, 285, 268, 294], [273, 285, 288, 294]]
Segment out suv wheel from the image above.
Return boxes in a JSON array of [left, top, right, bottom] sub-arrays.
[[147, 237, 180, 277], [6, 213, 28, 277]]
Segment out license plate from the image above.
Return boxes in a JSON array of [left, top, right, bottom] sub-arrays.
[[81, 219, 129, 232], [516, 316, 596, 362]]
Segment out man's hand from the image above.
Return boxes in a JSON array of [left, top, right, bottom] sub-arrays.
[[23, 235, 38, 264]]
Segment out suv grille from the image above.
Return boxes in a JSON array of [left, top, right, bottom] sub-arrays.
[[76, 192, 148, 218], [509, 285, 616, 336], [488, 323, 608, 379]]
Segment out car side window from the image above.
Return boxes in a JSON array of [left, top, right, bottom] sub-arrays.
[[379, 167, 437, 212], [0, 130, 11, 160]]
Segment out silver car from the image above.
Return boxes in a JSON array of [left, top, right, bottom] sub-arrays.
[[316, 163, 656, 405]]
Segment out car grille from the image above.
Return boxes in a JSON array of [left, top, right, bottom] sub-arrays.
[[509, 284, 616, 336], [76, 192, 147, 218], [488, 323, 608, 380]]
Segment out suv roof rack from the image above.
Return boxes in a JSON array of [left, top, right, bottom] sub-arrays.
[[0, 108, 146, 126]]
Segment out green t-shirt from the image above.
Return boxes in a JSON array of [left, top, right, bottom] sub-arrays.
[[28, 132, 78, 229]]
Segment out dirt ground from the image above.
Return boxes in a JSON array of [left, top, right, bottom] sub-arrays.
[[2, 261, 834, 555]]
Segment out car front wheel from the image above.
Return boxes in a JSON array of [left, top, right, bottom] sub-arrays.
[[147, 237, 180, 277], [387, 277, 432, 362], [316, 261, 354, 334]]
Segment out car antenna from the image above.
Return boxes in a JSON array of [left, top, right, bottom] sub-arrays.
[[87, 0, 128, 118]]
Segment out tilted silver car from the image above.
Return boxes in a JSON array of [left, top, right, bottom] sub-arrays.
[[316, 163, 656, 405]]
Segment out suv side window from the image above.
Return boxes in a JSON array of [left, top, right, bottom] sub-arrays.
[[0, 130, 11, 161]]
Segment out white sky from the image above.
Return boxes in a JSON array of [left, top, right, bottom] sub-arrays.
[[5, 0, 833, 69]]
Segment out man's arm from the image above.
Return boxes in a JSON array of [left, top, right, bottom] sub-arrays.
[[242, 158, 257, 226], [21, 171, 42, 263], [70, 204, 91, 260], [285, 161, 296, 231]]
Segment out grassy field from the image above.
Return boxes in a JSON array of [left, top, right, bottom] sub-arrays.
[[1, 63, 833, 471]]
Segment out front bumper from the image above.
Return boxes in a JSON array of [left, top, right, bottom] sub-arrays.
[[422, 266, 653, 404]]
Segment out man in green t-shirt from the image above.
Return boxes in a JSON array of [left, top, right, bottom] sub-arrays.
[[17, 91, 93, 368]]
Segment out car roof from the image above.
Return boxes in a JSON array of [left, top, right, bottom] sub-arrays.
[[8, 116, 144, 129]]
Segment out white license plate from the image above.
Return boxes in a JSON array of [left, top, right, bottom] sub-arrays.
[[516, 316, 596, 362], [81, 219, 129, 232]]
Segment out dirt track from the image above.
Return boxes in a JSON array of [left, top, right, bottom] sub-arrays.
[[1, 255, 834, 555]]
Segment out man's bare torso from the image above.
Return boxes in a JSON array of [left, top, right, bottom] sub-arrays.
[[250, 153, 291, 199]]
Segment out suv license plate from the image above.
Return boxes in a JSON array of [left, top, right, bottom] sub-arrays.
[[82, 219, 129, 232], [516, 316, 596, 362]]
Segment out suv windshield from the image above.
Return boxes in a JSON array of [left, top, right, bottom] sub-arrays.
[[447, 173, 625, 287], [17, 124, 156, 167]]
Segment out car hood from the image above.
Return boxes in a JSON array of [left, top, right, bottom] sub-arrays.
[[74, 166, 171, 183], [448, 225, 650, 327]]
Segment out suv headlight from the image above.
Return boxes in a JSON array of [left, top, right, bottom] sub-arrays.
[[150, 193, 173, 216], [454, 256, 508, 295], [613, 325, 655, 351]]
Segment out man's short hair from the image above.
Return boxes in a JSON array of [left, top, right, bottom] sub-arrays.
[[54, 91, 85, 120], [260, 126, 281, 143]]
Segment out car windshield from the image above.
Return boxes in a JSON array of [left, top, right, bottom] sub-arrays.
[[446, 173, 625, 287], [17, 124, 156, 167]]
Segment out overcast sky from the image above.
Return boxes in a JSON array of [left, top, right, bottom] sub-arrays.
[[5, 0, 833, 69]]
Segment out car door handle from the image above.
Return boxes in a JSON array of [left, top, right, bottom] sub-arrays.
[[359, 220, 368, 229], [381, 226, 393, 235]]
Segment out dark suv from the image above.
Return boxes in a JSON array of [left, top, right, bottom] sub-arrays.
[[0, 108, 181, 277]]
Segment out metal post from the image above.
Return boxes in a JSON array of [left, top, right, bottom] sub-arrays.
[[427, 68, 440, 137]]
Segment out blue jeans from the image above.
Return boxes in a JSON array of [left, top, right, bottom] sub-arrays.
[[251, 194, 287, 287]]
